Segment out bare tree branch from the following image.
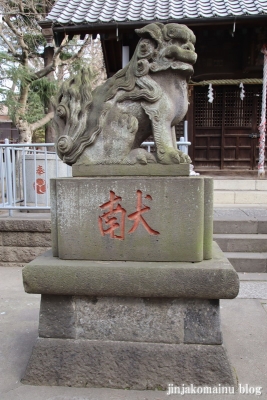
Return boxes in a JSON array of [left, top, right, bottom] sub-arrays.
[[27, 38, 68, 82], [58, 35, 91, 66], [53, 36, 68, 59], [0, 26, 19, 56], [2, 16, 29, 52], [31, 111, 54, 131], [18, 0, 24, 14], [29, 63, 56, 81]]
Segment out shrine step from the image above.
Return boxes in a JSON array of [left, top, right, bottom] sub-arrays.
[[213, 219, 267, 234], [225, 252, 267, 273], [214, 234, 267, 253], [213, 213, 267, 272]]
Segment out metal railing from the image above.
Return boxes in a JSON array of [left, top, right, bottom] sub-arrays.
[[141, 139, 191, 155], [0, 139, 72, 215], [0, 137, 191, 214]]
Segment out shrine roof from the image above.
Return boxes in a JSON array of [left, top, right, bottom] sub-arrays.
[[47, 0, 267, 26]]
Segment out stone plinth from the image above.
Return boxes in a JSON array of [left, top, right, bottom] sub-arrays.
[[23, 243, 238, 299], [22, 242, 239, 389], [22, 340, 235, 389], [72, 163, 190, 176], [51, 176, 213, 262]]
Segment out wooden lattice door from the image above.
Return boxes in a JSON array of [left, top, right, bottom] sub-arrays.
[[193, 85, 265, 170]]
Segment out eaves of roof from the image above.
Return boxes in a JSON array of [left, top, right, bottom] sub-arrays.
[[47, 0, 267, 28]]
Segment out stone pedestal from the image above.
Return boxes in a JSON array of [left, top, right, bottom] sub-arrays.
[[22, 242, 239, 389], [22, 173, 239, 390], [51, 175, 213, 261]]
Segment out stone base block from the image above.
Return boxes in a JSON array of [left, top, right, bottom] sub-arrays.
[[22, 242, 239, 390], [22, 339, 236, 389], [39, 296, 222, 345], [72, 163, 190, 177], [23, 242, 239, 299]]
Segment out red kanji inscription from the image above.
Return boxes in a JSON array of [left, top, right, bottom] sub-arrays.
[[128, 190, 159, 235], [98, 191, 126, 239], [33, 178, 46, 194], [98, 190, 159, 239], [36, 165, 45, 175]]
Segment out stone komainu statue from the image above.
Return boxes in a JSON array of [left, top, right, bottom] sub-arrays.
[[52, 23, 197, 166]]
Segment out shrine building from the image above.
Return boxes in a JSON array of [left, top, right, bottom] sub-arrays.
[[42, 0, 267, 173]]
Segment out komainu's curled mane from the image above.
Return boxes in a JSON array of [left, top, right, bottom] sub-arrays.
[[52, 22, 197, 166]]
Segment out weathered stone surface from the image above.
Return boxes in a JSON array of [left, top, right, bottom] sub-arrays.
[[52, 176, 213, 262], [50, 178, 58, 257], [22, 242, 239, 299], [74, 297, 184, 343], [2, 232, 51, 247], [22, 338, 236, 389], [203, 177, 213, 260], [1, 246, 50, 263], [184, 299, 222, 344], [0, 219, 51, 232], [53, 23, 196, 167], [38, 295, 222, 344], [39, 295, 76, 339], [72, 164, 190, 176], [0, 262, 26, 267]]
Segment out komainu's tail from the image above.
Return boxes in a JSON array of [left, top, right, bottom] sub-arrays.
[[52, 67, 93, 165]]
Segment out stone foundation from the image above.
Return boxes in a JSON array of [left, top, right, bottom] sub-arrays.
[[22, 243, 238, 299], [22, 339, 235, 389], [22, 242, 238, 388], [38, 296, 222, 344], [23, 292, 235, 389]]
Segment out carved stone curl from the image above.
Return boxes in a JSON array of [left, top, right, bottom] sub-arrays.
[[52, 23, 197, 166]]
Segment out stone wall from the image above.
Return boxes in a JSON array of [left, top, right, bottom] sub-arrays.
[[0, 219, 51, 267]]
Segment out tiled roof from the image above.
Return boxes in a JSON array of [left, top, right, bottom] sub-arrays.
[[47, 0, 267, 25]]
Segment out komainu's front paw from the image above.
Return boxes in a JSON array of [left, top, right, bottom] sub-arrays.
[[123, 148, 157, 165], [177, 151, 191, 164], [157, 148, 191, 164]]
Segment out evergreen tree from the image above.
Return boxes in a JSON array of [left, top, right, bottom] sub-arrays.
[[0, 0, 105, 143]]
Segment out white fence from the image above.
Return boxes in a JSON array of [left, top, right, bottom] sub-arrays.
[[0, 138, 190, 214], [0, 140, 72, 215]]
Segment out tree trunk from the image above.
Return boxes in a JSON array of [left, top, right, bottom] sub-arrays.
[[17, 83, 30, 121], [17, 112, 54, 143], [43, 46, 56, 144], [17, 118, 32, 143]]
